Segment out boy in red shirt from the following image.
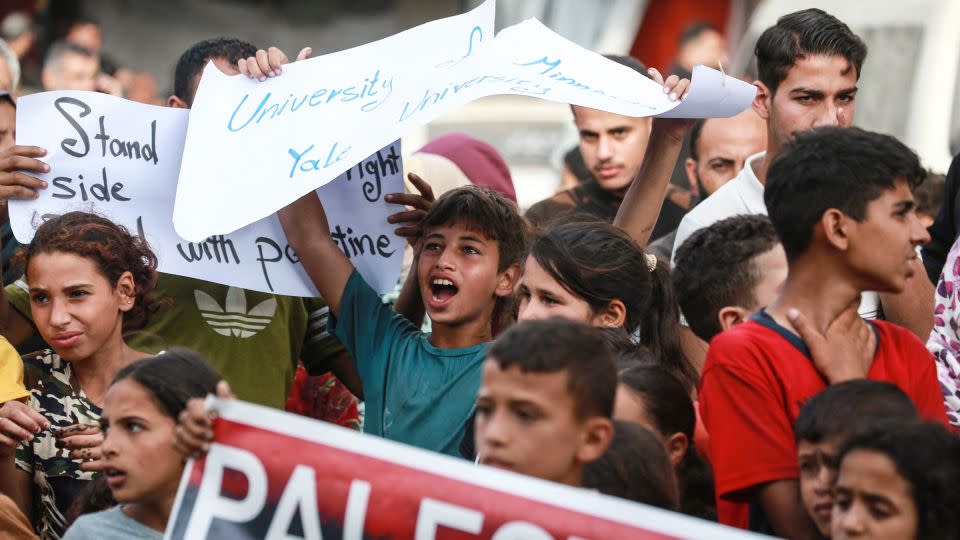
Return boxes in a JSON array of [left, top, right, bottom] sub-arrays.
[[699, 126, 950, 539]]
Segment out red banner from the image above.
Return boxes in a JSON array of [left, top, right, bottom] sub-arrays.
[[165, 398, 767, 539]]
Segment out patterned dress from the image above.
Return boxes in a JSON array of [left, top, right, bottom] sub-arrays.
[[15, 350, 101, 540], [928, 239, 960, 427]]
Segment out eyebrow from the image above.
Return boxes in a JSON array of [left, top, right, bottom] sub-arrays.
[[893, 200, 916, 212]]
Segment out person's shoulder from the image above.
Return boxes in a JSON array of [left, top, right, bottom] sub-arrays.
[[873, 320, 930, 356], [704, 321, 784, 366]]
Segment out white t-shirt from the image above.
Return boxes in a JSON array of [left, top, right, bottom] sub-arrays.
[[671, 152, 881, 319]]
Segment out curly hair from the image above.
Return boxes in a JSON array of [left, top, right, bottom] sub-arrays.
[[24, 212, 160, 331]]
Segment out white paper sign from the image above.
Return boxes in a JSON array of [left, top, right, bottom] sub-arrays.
[[10, 91, 404, 297], [173, 0, 757, 241]]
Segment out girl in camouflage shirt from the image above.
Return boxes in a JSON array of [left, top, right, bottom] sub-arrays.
[[0, 212, 160, 539]]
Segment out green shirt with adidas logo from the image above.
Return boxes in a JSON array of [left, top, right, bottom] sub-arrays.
[[6, 272, 344, 409]]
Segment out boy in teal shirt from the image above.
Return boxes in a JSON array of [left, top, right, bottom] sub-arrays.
[[279, 185, 527, 455]]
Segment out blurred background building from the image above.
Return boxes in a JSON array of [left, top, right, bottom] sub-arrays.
[[1, 0, 958, 208]]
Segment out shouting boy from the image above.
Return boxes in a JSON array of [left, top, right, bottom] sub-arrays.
[[699, 126, 949, 538], [278, 185, 526, 456]]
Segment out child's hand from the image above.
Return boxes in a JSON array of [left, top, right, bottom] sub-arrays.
[[789, 301, 874, 383], [239, 46, 313, 81], [647, 67, 694, 141], [174, 380, 234, 459], [0, 400, 50, 452], [385, 173, 435, 246], [55, 423, 104, 472]]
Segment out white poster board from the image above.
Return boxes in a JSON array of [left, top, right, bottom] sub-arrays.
[[10, 91, 404, 296]]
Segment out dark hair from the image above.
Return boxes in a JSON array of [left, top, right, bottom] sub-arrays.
[[673, 215, 781, 341], [527, 221, 696, 389], [420, 185, 529, 273], [581, 420, 679, 510], [678, 21, 720, 48], [837, 422, 960, 540], [174, 37, 257, 106], [65, 476, 115, 527], [914, 171, 946, 218], [687, 119, 707, 162], [111, 348, 221, 420], [23, 212, 160, 331], [617, 364, 716, 520], [618, 365, 694, 442], [765, 126, 925, 261], [755, 8, 866, 96], [563, 146, 591, 184], [487, 318, 616, 420], [602, 54, 650, 78], [795, 380, 918, 444]]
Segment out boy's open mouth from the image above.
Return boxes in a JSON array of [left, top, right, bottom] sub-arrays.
[[430, 278, 459, 304]]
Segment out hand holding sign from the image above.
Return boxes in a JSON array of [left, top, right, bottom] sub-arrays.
[[0, 145, 49, 208], [238, 46, 313, 81]]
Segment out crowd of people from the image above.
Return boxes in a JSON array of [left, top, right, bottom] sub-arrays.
[[0, 6, 957, 540]]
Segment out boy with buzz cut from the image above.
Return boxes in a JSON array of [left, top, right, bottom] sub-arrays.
[[672, 214, 788, 344], [278, 185, 527, 456], [699, 126, 950, 538], [794, 380, 919, 537], [474, 318, 615, 486]]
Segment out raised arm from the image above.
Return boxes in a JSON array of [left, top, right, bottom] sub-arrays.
[[614, 69, 693, 247], [0, 145, 50, 345], [277, 191, 355, 316]]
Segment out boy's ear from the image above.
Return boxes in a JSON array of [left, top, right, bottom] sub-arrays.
[[752, 80, 772, 120], [592, 299, 627, 329], [115, 271, 137, 313], [820, 208, 850, 252], [576, 417, 614, 465], [717, 306, 752, 332], [664, 432, 689, 468], [494, 263, 522, 298], [168, 94, 189, 109]]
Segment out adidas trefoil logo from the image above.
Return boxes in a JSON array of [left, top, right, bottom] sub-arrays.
[[194, 287, 277, 338]]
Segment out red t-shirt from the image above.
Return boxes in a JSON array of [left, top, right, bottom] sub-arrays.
[[700, 312, 949, 528]]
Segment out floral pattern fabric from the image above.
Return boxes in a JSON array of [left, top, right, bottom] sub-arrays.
[[928, 241, 960, 427], [15, 350, 101, 540]]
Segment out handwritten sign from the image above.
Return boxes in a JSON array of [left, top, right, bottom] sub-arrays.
[[10, 91, 403, 296], [173, 0, 757, 241], [165, 398, 768, 539]]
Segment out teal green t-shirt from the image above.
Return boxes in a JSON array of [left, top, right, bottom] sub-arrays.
[[330, 270, 486, 457]]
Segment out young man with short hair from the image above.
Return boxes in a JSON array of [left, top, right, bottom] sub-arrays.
[[699, 126, 950, 538], [672, 215, 787, 343], [526, 55, 688, 241], [474, 318, 615, 485], [794, 380, 919, 537]]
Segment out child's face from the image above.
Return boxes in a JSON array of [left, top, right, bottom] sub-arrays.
[[798, 437, 841, 536], [418, 222, 512, 327], [475, 359, 603, 486], [27, 251, 134, 362], [613, 384, 660, 437], [100, 379, 184, 509], [831, 449, 918, 540], [517, 258, 594, 325], [844, 179, 930, 293]]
